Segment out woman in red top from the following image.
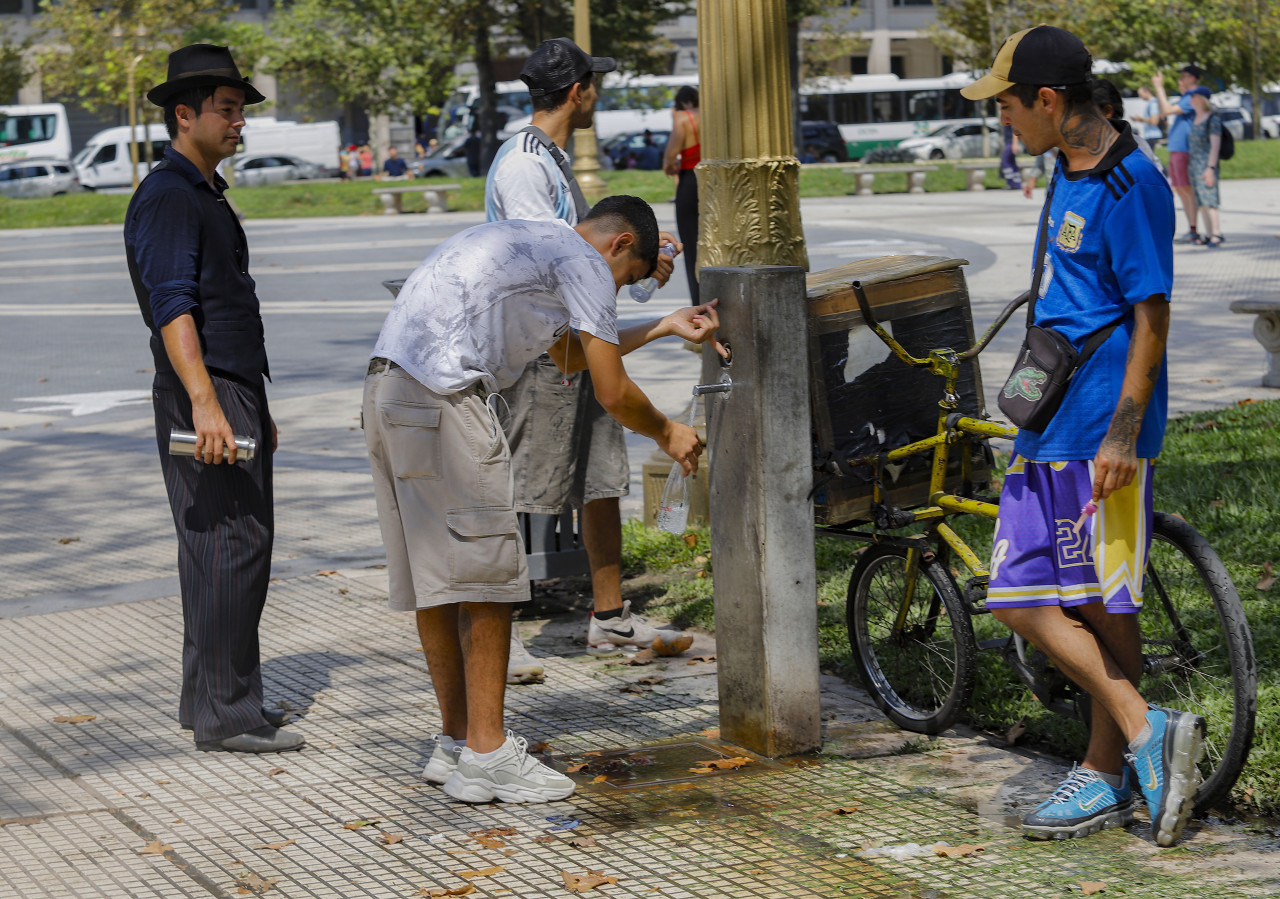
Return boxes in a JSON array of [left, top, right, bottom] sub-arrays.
[[663, 86, 700, 303]]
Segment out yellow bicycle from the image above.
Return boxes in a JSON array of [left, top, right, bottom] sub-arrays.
[[820, 283, 1257, 815]]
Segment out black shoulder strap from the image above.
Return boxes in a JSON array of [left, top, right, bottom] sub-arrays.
[[520, 125, 589, 221]]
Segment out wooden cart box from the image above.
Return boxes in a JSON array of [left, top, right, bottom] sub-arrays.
[[806, 256, 992, 526]]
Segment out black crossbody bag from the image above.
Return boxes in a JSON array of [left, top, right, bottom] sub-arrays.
[[998, 163, 1120, 433]]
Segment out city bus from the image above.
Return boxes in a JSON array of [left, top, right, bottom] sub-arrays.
[[438, 71, 992, 159], [800, 72, 988, 159], [0, 103, 73, 162], [437, 74, 699, 143]]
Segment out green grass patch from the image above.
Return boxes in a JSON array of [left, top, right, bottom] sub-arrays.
[[8, 139, 1279, 229], [621, 400, 1280, 814]]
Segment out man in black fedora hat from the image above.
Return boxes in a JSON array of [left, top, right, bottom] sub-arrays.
[[125, 44, 303, 753]]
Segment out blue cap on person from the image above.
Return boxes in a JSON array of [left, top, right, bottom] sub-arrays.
[[146, 44, 266, 107], [960, 25, 1092, 101]]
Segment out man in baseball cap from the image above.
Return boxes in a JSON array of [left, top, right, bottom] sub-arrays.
[[519, 37, 616, 97], [966, 25, 1195, 850]]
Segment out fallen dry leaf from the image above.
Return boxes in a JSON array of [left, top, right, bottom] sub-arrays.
[[236, 872, 277, 895], [255, 840, 295, 851], [692, 554, 707, 564], [343, 819, 379, 831], [695, 756, 753, 770], [1257, 562, 1275, 591], [625, 649, 655, 666], [635, 674, 667, 685], [1081, 883, 1107, 896], [591, 775, 608, 783], [0, 817, 40, 827], [472, 835, 505, 849], [561, 870, 620, 892], [568, 836, 597, 849], [653, 634, 693, 656], [528, 741, 552, 753], [52, 714, 96, 724], [316, 570, 338, 576], [566, 762, 588, 773], [380, 832, 404, 845], [682, 533, 698, 547], [619, 684, 650, 694], [156, 780, 170, 785], [687, 655, 716, 664], [420, 886, 475, 897], [138, 840, 171, 855], [833, 806, 859, 815], [695, 569, 707, 578], [57, 537, 80, 545], [1239, 398, 1258, 406], [1005, 718, 1027, 745], [689, 767, 714, 775], [934, 843, 984, 858], [458, 866, 505, 879], [533, 835, 557, 844], [266, 767, 286, 776], [469, 827, 516, 840]]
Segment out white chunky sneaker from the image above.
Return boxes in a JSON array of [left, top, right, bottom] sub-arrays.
[[422, 734, 462, 785], [441, 732, 576, 804], [507, 632, 544, 684], [587, 600, 683, 657]]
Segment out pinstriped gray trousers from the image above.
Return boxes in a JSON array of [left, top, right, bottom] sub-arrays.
[[152, 370, 274, 742]]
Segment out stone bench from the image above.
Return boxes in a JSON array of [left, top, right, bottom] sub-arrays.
[[843, 164, 939, 196], [1230, 298, 1280, 387], [372, 183, 460, 214], [954, 162, 997, 192]]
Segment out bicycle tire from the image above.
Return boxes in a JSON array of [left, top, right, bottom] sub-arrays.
[[1143, 512, 1256, 815], [847, 544, 977, 735]]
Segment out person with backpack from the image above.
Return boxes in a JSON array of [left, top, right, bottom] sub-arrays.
[[1187, 86, 1225, 246]]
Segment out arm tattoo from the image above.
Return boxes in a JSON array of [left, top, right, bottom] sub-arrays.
[[1146, 360, 1161, 383], [1101, 396, 1145, 454]]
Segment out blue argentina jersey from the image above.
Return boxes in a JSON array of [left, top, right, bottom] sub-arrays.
[[485, 130, 576, 224], [1015, 124, 1175, 463]]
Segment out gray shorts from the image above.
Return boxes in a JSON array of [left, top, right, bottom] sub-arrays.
[[363, 362, 529, 611], [498, 353, 629, 515]]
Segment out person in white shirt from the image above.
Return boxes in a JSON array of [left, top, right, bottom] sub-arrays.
[[362, 196, 725, 804], [487, 38, 686, 676]]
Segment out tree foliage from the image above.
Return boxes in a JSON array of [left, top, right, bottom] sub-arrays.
[[927, 0, 1073, 74], [507, 0, 692, 76], [269, 0, 459, 120], [1, 20, 28, 104], [34, 0, 232, 116]]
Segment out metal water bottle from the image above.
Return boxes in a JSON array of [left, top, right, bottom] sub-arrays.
[[168, 429, 257, 463]]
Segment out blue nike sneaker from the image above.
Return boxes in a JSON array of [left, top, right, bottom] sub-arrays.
[[1126, 706, 1206, 847], [1022, 764, 1135, 840]]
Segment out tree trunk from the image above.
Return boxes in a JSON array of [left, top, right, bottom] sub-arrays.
[[473, 18, 499, 175]]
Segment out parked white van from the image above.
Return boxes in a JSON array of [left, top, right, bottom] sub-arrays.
[[74, 124, 171, 190]]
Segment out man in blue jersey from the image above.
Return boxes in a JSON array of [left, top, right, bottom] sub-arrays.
[[487, 39, 685, 682], [962, 26, 1203, 848]]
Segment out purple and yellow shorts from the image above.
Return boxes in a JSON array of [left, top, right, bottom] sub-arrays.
[[987, 456, 1154, 614]]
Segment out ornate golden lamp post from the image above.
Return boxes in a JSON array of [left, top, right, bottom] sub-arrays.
[[571, 0, 608, 201]]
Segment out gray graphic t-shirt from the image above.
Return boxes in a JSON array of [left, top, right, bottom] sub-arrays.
[[373, 219, 618, 395]]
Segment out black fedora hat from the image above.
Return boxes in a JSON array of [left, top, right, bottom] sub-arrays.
[[146, 44, 265, 107]]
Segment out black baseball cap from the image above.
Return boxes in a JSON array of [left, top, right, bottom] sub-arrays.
[[520, 38, 616, 97], [961, 25, 1092, 100], [1178, 64, 1205, 80]]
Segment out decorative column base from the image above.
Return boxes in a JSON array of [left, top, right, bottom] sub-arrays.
[[696, 157, 809, 272]]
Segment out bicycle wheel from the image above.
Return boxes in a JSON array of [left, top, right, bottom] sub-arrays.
[[1142, 512, 1256, 815], [847, 544, 977, 734]]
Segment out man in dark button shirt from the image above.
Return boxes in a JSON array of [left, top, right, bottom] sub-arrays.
[[124, 44, 304, 754]]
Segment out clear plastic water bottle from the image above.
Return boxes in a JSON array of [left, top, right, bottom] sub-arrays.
[[655, 398, 698, 534], [629, 242, 677, 303]]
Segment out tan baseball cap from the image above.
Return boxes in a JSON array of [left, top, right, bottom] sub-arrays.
[[961, 25, 1092, 101]]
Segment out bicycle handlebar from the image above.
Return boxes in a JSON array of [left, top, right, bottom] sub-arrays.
[[852, 280, 1031, 366]]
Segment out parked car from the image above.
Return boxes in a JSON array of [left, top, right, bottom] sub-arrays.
[[0, 157, 80, 198], [1216, 107, 1250, 141], [1261, 114, 1280, 140], [897, 123, 1001, 160], [409, 137, 471, 179], [601, 130, 670, 170], [799, 121, 849, 163], [232, 153, 325, 186]]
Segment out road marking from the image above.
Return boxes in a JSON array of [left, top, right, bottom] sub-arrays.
[[0, 237, 443, 270], [0, 299, 394, 316], [14, 390, 152, 416]]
